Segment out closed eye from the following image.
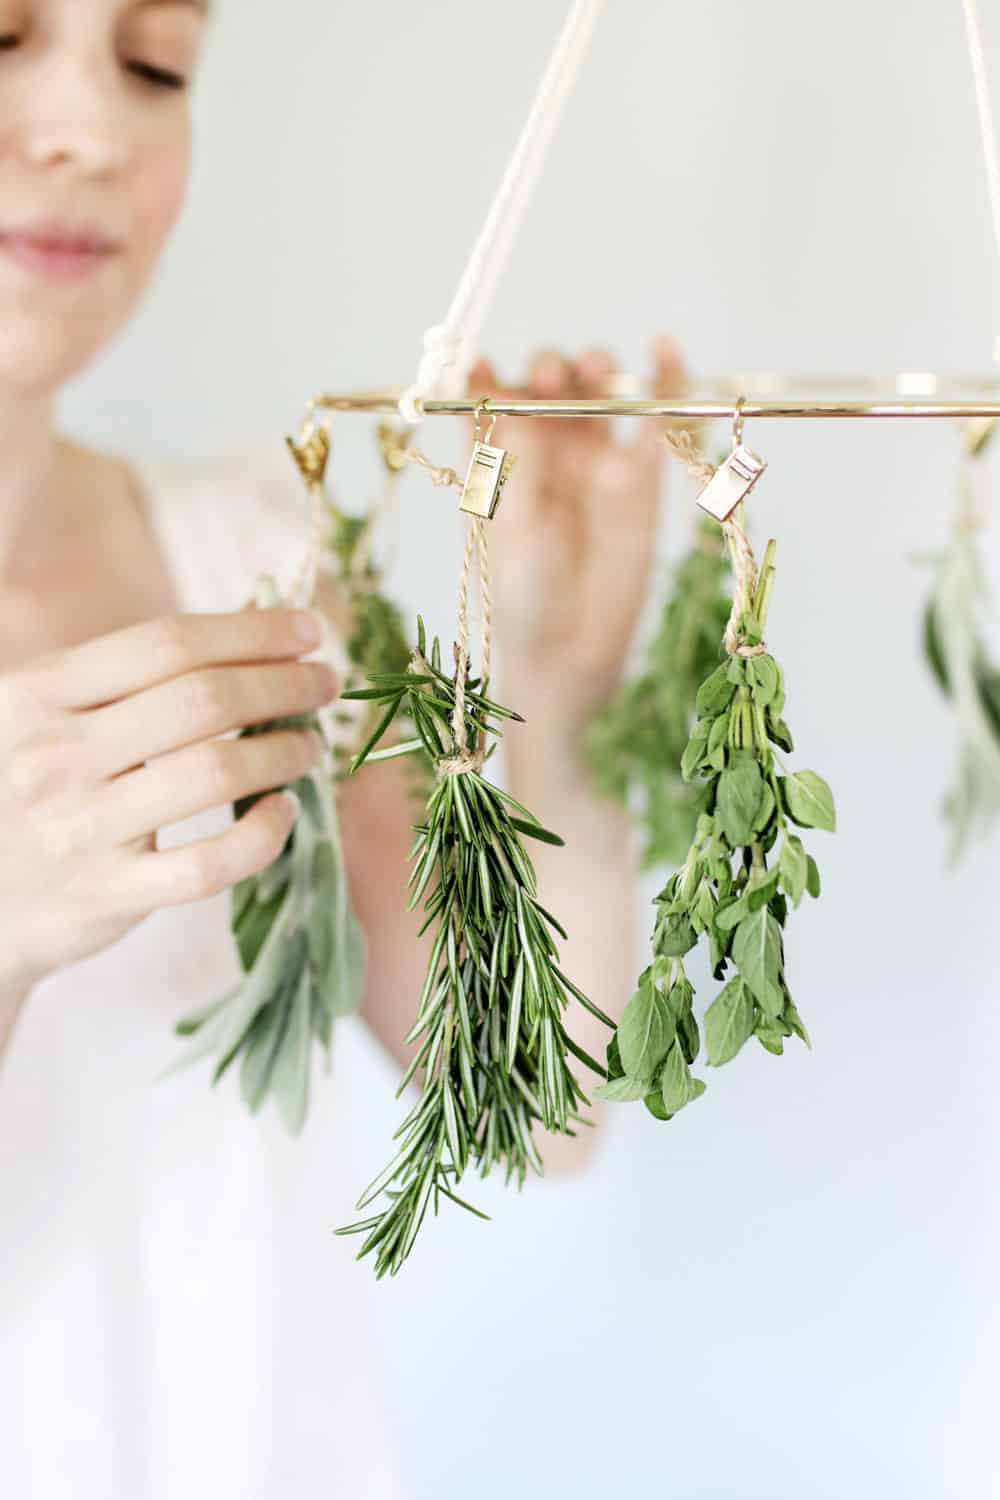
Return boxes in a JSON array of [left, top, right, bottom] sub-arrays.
[[128, 60, 188, 90]]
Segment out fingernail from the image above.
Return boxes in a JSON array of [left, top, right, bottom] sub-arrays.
[[293, 610, 322, 645], [281, 789, 302, 821]]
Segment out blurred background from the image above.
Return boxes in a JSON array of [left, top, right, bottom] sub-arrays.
[[59, 2, 998, 1496]]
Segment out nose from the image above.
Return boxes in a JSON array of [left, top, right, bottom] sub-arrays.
[[18, 52, 129, 178]]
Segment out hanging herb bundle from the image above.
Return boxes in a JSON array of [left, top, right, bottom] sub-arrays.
[[336, 479, 609, 1274], [319, 483, 429, 793], [583, 513, 731, 868], [167, 419, 369, 1132], [599, 503, 836, 1120], [169, 571, 367, 1134], [922, 444, 1000, 857]]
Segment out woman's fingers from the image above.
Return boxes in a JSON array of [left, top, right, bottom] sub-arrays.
[[32, 606, 320, 712], [104, 726, 324, 842], [632, 333, 688, 465], [572, 346, 617, 444], [120, 786, 304, 910], [90, 657, 338, 778]]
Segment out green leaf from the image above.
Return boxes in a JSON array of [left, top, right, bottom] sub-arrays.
[[695, 662, 735, 718], [680, 719, 712, 782], [659, 1043, 704, 1115], [806, 856, 821, 899], [715, 894, 750, 933], [733, 908, 784, 1019], [643, 1090, 672, 1121], [749, 654, 780, 708], [782, 770, 836, 832], [594, 1074, 649, 1102], [717, 757, 764, 847], [656, 910, 698, 957], [754, 1018, 786, 1055], [779, 834, 808, 906], [617, 978, 674, 1082], [704, 977, 756, 1065]]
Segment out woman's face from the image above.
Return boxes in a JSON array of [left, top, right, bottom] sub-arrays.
[[0, 0, 206, 394]]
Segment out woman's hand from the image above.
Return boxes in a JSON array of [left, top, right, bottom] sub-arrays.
[[465, 335, 685, 741], [0, 605, 338, 1023]]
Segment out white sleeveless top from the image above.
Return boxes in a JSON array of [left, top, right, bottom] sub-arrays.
[[0, 452, 404, 1500]]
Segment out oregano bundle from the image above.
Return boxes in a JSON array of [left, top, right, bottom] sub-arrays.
[[600, 528, 836, 1120]]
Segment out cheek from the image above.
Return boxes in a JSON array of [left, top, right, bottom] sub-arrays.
[[129, 124, 193, 271]]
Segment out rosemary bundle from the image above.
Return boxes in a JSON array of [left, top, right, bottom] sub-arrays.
[[600, 527, 836, 1119], [169, 574, 366, 1134], [924, 521, 1000, 856], [583, 515, 731, 867], [336, 619, 609, 1277]]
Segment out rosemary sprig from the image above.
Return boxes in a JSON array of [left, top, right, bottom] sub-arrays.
[[599, 537, 836, 1119], [336, 617, 611, 1277], [166, 574, 366, 1134], [583, 516, 731, 868]]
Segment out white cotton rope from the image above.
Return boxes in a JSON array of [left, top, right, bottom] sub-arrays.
[[398, 0, 605, 424], [961, 0, 1000, 359]]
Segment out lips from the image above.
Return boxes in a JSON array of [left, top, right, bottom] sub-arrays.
[[0, 220, 121, 281]]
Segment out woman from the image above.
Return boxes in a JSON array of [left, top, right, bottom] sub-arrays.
[[0, 2, 681, 1496]]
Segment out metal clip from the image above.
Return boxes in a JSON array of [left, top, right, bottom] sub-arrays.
[[286, 417, 331, 487], [460, 399, 516, 519], [696, 444, 767, 522], [459, 441, 517, 518]]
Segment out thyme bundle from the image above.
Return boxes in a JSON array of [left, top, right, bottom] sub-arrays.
[[600, 517, 836, 1119], [336, 618, 609, 1277]]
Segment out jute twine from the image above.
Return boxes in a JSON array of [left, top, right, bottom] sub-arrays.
[[662, 426, 767, 660]]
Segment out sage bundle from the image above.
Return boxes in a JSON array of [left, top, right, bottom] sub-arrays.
[[337, 486, 607, 1276], [922, 455, 1000, 857], [583, 515, 730, 868], [600, 506, 836, 1119], [170, 572, 366, 1134]]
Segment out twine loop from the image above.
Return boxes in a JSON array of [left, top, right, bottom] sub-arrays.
[[662, 406, 767, 659]]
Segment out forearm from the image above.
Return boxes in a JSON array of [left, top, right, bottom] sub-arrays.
[[502, 680, 638, 1162]]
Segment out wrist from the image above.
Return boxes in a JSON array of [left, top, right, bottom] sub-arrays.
[[0, 968, 35, 1056]]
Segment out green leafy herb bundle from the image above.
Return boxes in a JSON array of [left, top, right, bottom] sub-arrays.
[[168, 574, 366, 1134], [583, 516, 731, 867], [317, 501, 428, 792], [336, 618, 609, 1277], [923, 519, 1000, 856], [599, 530, 836, 1120]]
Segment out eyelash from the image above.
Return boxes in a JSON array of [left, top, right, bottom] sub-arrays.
[[0, 37, 187, 91], [127, 61, 187, 91]]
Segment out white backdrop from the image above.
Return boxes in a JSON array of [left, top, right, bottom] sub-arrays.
[[60, 3, 999, 1496]]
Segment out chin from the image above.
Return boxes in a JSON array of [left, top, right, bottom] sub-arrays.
[[0, 301, 134, 395]]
